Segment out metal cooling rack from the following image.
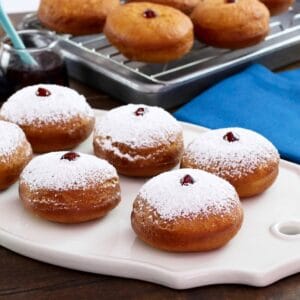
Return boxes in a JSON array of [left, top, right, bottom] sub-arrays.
[[20, 3, 300, 108]]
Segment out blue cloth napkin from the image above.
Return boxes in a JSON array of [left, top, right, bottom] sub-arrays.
[[174, 64, 300, 163]]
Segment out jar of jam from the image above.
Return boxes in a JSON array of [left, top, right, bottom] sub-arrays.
[[0, 29, 69, 98]]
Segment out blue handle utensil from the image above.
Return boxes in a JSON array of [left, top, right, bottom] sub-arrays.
[[0, 1, 37, 66]]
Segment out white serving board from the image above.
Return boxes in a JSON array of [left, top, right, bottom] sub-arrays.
[[0, 109, 300, 290]]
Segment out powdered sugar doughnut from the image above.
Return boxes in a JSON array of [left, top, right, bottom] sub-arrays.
[[181, 128, 280, 198], [19, 151, 121, 223], [0, 121, 32, 190], [93, 104, 184, 177], [131, 168, 243, 252], [0, 85, 95, 153]]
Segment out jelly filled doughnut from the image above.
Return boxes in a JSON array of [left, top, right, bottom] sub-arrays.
[[0, 84, 95, 153], [104, 2, 194, 63], [93, 104, 184, 177], [19, 151, 121, 223], [128, 0, 200, 14], [191, 0, 270, 49], [181, 128, 280, 198], [38, 0, 120, 35], [131, 168, 243, 252], [260, 0, 294, 15], [0, 121, 32, 190]]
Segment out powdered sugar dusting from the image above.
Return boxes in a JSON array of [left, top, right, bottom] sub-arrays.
[[0, 84, 94, 126], [94, 104, 182, 149], [20, 152, 118, 190], [0, 121, 27, 158], [138, 168, 239, 220], [184, 128, 280, 179], [94, 137, 155, 162]]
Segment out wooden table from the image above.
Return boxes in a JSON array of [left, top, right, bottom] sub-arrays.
[[1, 13, 300, 300]]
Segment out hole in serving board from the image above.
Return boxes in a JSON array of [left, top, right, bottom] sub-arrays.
[[271, 220, 300, 240]]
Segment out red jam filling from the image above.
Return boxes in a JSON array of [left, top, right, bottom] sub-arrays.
[[181, 175, 194, 186], [36, 87, 51, 97], [143, 9, 157, 18], [134, 107, 146, 116], [223, 131, 239, 142], [61, 152, 80, 161]]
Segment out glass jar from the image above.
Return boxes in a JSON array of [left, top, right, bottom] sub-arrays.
[[0, 29, 69, 97]]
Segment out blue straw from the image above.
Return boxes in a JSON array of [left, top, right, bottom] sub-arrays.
[[0, 1, 37, 66]]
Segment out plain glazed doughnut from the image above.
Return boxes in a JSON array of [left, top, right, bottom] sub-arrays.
[[104, 2, 194, 63], [38, 0, 120, 35], [191, 0, 270, 49], [19, 151, 121, 223], [93, 104, 184, 177], [0, 85, 95, 153], [181, 128, 280, 198], [131, 168, 243, 252], [0, 121, 32, 190]]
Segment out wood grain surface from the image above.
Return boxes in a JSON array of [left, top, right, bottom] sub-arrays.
[[0, 13, 300, 300]]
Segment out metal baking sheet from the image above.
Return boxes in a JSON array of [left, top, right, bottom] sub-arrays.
[[19, 3, 300, 108]]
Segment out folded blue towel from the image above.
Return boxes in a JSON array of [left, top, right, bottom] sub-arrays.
[[174, 64, 300, 163]]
